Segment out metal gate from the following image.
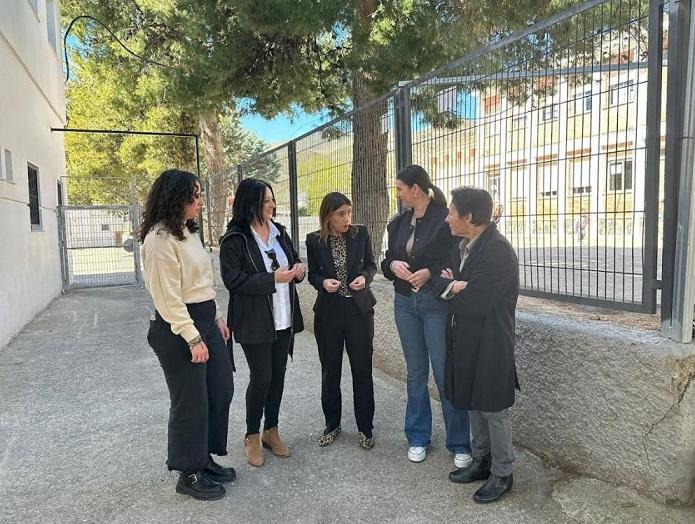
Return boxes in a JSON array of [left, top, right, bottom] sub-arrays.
[[58, 204, 143, 290]]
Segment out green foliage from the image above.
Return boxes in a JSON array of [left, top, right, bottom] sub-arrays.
[[64, 49, 198, 204], [296, 139, 352, 216]]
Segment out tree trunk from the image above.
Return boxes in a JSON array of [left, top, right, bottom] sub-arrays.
[[351, 72, 390, 262], [199, 112, 229, 245]]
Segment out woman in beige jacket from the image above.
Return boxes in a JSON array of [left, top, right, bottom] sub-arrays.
[[141, 169, 235, 501]]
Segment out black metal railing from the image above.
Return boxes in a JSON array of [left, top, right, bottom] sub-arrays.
[[207, 0, 668, 313]]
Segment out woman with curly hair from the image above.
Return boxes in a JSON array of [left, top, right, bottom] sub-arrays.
[[141, 169, 235, 501]]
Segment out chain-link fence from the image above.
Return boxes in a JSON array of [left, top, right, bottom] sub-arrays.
[[214, 0, 667, 313]]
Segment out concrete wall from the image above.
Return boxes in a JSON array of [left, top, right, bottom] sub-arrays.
[[296, 278, 695, 505], [0, 0, 66, 348]]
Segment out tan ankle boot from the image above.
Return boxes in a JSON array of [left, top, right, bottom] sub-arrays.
[[261, 427, 291, 457], [244, 433, 264, 467]]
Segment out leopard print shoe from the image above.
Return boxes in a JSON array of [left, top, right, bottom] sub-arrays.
[[318, 425, 341, 447], [358, 432, 374, 450]]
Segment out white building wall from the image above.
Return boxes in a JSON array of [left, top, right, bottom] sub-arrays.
[[0, 0, 66, 347]]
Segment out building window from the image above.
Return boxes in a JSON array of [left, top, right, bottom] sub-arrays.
[[541, 104, 559, 122], [608, 159, 633, 191], [608, 80, 636, 106], [511, 115, 526, 130], [574, 88, 593, 114], [28, 164, 42, 229], [572, 161, 592, 194], [46, 0, 58, 52], [4, 149, 14, 183], [539, 164, 558, 197], [486, 172, 500, 200], [510, 166, 528, 199]]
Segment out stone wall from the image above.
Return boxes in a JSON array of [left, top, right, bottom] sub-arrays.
[[296, 275, 695, 505]]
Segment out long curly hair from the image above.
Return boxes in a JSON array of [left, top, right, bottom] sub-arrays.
[[140, 169, 200, 242]]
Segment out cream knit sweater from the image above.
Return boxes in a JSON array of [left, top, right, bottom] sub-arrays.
[[142, 223, 222, 343]]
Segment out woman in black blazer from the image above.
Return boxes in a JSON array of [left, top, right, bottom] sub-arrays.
[[306, 192, 377, 449], [219, 178, 305, 468]]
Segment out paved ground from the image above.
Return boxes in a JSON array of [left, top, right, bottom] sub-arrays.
[[1, 287, 693, 523]]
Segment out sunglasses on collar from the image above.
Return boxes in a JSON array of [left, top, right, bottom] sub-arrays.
[[265, 249, 280, 271]]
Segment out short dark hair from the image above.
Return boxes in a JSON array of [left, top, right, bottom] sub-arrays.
[[230, 178, 275, 230], [140, 169, 200, 242], [450, 187, 493, 225]]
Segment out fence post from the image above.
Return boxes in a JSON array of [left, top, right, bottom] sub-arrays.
[[642, 0, 665, 315], [395, 83, 413, 214], [665, 0, 695, 341], [288, 141, 300, 244], [395, 82, 413, 173], [237, 164, 243, 187], [130, 178, 143, 284]]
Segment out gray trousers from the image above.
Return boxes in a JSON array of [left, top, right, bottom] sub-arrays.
[[469, 408, 515, 477]]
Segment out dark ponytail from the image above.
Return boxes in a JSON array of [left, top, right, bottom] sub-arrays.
[[396, 164, 447, 208]]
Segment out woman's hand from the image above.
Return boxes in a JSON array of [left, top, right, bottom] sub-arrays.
[[450, 280, 468, 295], [349, 275, 366, 291], [217, 318, 230, 343], [274, 266, 295, 283], [408, 268, 431, 289], [292, 262, 305, 280], [190, 341, 210, 363], [390, 260, 413, 281], [441, 268, 454, 279], [323, 278, 341, 293]]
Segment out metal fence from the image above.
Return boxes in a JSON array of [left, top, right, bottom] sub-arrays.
[[58, 176, 144, 289], [209, 0, 669, 313]]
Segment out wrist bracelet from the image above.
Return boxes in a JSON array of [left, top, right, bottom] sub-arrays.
[[188, 336, 202, 348]]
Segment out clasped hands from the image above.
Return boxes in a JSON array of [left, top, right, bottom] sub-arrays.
[[323, 275, 366, 293], [391, 260, 431, 290], [274, 263, 305, 283], [440, 267, 468, 295]]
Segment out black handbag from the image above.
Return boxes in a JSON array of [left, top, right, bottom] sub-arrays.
[[351, 287, 377, 314]]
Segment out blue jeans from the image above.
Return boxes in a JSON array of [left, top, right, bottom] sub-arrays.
[[394, 289, 471, 453]]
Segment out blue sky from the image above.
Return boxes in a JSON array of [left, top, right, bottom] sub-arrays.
[[240, 110, 330, 147]]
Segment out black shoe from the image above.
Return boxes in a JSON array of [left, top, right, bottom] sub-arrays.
[[204, 456, 237, 483], [473, 473, 513, 504], [175, 472, 226, 501], [448, 454, 491, 484]]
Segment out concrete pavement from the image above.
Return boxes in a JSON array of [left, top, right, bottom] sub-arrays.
[[0, 286, 692, 523]]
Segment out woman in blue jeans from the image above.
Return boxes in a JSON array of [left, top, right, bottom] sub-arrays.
[[381, 165, 472, 469]]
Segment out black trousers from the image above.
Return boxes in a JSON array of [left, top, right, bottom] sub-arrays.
[[240, 328, 292, 435], [314, 296, 375, 434], [147, 300, 234, 473]]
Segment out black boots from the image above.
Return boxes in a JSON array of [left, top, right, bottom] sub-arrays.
[[449, 454, 513, 504], [204, 456, 237, 483], [473, 473, 513, 504], [448, 454, 491, 483], [175, 472, 226, 501]]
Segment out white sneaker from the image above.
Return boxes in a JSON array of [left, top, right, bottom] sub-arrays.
[[408, 446, 427, 463], [454, 452, 473, 469]]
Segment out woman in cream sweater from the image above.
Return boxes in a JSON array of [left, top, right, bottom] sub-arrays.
[[141, 169, 235, 501]]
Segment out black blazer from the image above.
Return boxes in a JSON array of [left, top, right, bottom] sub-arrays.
[[430, 223, 520, 412], [306, 225, 377, 315], [219, 220, 304, 347], [381, 203, 457, 296]]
